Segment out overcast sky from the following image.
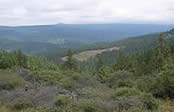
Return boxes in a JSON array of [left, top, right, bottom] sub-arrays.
[[0, 0, 173, 26]]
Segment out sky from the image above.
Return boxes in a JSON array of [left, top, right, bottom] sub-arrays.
[[0, 0, 173, 26]]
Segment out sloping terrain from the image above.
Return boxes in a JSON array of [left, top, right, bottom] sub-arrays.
[[63, 47, 120, 61], [67, 29, 174, 63], [0, 24, 173, 57], [0, 24, 172, 43]]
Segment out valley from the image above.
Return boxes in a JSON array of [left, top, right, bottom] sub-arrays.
[[0, 0, 174, 111], [0, 24, 173, 56], [0, 25, 174, 112]]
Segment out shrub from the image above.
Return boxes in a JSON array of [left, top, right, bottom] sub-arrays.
[[141, 93, 158, 110], [120, 107, 146, 112], [112, 88, 159, 111], [54, 95, 71, 107], [54, 95, 71, 112], [135, 75, 157, 92], [117, 80, 134, 88], [58, 72, 82, 90], [22, 108, 36, 112], [12, 98, 33, 110], [82, 87, 99, 98], [113, 87, 140, 98], [0, 70, 25, 90], [152, 63, 174, 98], [31, 70, 62, 84], [109, 71, 135, 88], [75, 99, 100, 112]]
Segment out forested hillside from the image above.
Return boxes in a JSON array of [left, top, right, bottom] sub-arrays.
[[0, 24, 173, 56], [0, 31, 174, 112], [69, 29, 174, 71]]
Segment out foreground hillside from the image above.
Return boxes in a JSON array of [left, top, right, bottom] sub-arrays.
[[0, 32, 174, 112]]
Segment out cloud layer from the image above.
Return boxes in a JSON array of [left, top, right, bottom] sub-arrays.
[[0, 0, 173, 25]]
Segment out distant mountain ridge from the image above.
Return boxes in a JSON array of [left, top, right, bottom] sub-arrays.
[[0, 24, 173, 57], [169, 28, 174, 34], [0, 24, 173, 43]]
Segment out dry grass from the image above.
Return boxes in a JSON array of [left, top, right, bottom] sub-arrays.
[[158, 99, 174, 112], [62, 47, 120, 61], [0, 103, 16, 112]]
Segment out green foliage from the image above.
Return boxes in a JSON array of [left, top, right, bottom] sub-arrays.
[[20, 108, 36, 112], [153, 62, 174, 98], [0, 50, 59, 72], [109, 71, 135, 88], [15, 50, 27, 68], [63, 49, 78, 71], [155, 33, 171, 72], [96, 67, 112, 83], [54, 95, 71, 112], [141, 93, 158, 110], [0, 50, 27, 69], [0, 70, 24, 90], [58, 71, 82, 90], [0, 51, 16, 69], [135, 50, 156, 75], [113, 51, 135, 72], [0, 30, 174, 112], [96, 56, 104, 72], [54, 95, 71, 107], [75, 99, 99, 112], [12, 98, 33, 110], [113, 87, 140, 98], [135, 75, 157, 92], [31, 70, 62, 84], [120, 107, 146, 112], [27, 56, 58, 71]]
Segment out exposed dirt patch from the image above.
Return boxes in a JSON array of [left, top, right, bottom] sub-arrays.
[[62, 47, 120, 61]]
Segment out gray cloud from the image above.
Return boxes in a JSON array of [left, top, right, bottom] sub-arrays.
[[0, 0, 173, 26]]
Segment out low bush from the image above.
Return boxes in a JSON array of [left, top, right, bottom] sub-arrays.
[[12, 98, 33, 110], [141, 93, 158, 110], [74, 99, 100, 112], [113, 87, 140, 98], [135, 75, 157, 92], [54, 95, 71, 107], [0, 70, 24, 90], [109, 71, 135, 88]]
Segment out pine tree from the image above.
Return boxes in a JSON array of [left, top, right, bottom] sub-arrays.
[[113, 50, 134, 71], [155, 33, 171, 72], [63, 49, 78, 71], [96, 56, 111, 83], [96, 56, 104, 72], [16, 50, 27, 68]]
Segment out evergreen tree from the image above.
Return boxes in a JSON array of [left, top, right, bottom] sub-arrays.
[[96, 56, 104, 72], [96, 56, 111, 83], [0, 51, 16, 69], [136, 50, 156, 75], [113, 50, 135, 72], [16, 50, 27, 68], [63, 49, 78, 71], [155, 33, 171, 72]]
